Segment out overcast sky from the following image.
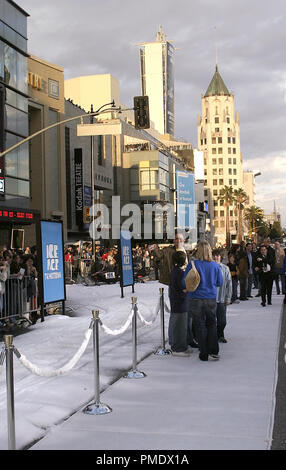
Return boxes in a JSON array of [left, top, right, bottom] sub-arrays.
[[19, 0, 286, 226]]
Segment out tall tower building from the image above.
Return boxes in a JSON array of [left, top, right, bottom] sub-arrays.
[[137, 26, 175, 136], [197, 66, 244, 245]]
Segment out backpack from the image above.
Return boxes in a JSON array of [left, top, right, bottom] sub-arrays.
[[185, 260, 201, 292]]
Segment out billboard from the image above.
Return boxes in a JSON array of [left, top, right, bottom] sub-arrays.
[[39, 220, 66, 304], [120, 231, 134, 288], [176, 170, 197, 233]]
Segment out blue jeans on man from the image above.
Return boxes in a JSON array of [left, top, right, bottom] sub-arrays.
[[247, 273, 254, 297]]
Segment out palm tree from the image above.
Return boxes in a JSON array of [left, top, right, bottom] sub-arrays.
[[233, 188, 248, 244], [244, 205, 264, 239], [218, 185, 234, 248]]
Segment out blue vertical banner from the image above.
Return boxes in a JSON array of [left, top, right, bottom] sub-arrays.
[[40, 220, 66, 304], [120, 230, 134, 287], [176, 171, 197, 243]]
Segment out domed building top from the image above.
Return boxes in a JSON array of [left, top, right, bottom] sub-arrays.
[[204, 65, 230, 97]]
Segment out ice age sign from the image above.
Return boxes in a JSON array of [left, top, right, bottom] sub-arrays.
[[176, 171, 196, 229], [120, 230, 134, 287], [40, 221, 65, 304]]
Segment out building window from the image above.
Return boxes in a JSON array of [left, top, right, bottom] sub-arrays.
[[228, 148, 231, 154], [218, 137, 222, 143], [230, 210, 233, 217], [212, 169, 217, 175], [48, 79, 59, 99], [201, 139, 203, 145], [229, 179, 232, 185], [226, 117, 230, 123], [233, 138, 236, 144], [213, 179, 217, 186], [215, 117, 219, 123], [219, 179, 223, 185], [233, 148, 236, 154], [204, 189, 208, 196], [220, 210, 224, 217], [220, 200, 224, 206], [218, 148, 223, 154], [204, 169, 207, 176], [212, 158, 217, 165], [218, 158, 223, 164], [214, 210, 218, 217], [204, 138, 207, 144], [233, 158, 236, 164], [228, 168, 232, 175], [212, 148, 217, 154], [213, 189, 218, 196], [215, 127, 220, 132], [219, 168, 223, 175], [228, 137, 231, 144], [233, 169, 237, 175], [228, 158, 232, 164], [212, 137, 216, 144], [234, 179, 237, 185]]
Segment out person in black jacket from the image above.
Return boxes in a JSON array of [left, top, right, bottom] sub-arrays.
[[254, 245, 275, 306], [168, 250, 191, 357]]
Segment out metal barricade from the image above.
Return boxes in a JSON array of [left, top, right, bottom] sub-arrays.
[[0, 276, 39, 326], [65, 262, 73, 282]]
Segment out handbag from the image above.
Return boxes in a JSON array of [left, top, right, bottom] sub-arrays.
[[185, 260, 201, 292]]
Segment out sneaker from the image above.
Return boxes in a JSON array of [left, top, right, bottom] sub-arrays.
[[218, 337, 227, 343], [189, 340, 199, 348], [233, 300, 240, 304], [268, 302, 272, 305], [199, 353, 208, 361], [261, 302, 266, 307], [172, 350, 191, 357], [255, 294, 261, 297], [247, 295, 253, 298], [209, 354, 220, 361], [186, 346, 194, 353]]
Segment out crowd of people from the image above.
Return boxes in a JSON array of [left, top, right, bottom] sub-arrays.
[[64, 243, 160, 282], [155, 235, 286, 362], [0, 245, 39, 327]]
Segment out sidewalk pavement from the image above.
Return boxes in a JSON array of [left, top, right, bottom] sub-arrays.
[[30, 294, 283, 451]]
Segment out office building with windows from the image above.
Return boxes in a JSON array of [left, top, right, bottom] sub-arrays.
[[197, 66, 244, 245], [0, 0, 30, 206], [137, 27, 175, 137]]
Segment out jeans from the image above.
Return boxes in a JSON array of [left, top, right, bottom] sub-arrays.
[[247, 273, 254, 297], [231, 278, 238, 303], [273, 271, 285, 294], [168, 312, 188, 352], [216, 302, 227, 339], [188, 298, 219, 359]]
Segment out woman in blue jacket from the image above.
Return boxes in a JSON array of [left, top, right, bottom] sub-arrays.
[[184, 241, 223, 361]]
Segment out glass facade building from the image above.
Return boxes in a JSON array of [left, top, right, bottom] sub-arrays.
[[0, 0, 30, 207]]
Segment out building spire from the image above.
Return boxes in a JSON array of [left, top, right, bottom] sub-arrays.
[[214, 26, 218, 69]]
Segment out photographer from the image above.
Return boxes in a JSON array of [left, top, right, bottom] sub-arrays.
[[254, 245, 275, 307]]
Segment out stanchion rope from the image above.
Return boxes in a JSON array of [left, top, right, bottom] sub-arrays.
[[12, 322, 94, 377]]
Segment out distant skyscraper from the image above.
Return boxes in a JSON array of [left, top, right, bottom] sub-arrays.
[[137, 26, 175, 136]]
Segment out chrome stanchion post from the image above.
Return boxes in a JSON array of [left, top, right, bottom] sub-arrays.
[[4, 335, 16, 450], [83, 310, 112, 416], [155, 287, 171, 355], [124, 297, 146, 379]]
